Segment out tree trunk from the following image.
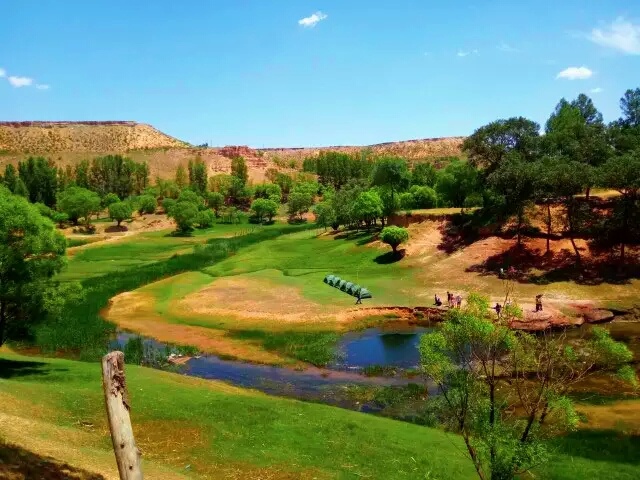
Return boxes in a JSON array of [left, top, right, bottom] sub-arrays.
[[516, 209, 523, 247], [621, 196, 629, 264], [546, 203, 552, 255], [0, 301, 6, 347], [102, 351, 143, 480], [567, 200, 581, 265], [585, 186, 591, 201]]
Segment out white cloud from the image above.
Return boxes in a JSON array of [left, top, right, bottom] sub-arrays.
[[590, 87, 603, 94], [8, 76, 33, 87], [35, 84, 50, 90], [0, 68, 5, 77], [589, 17, 640, 55], [556, 66, 593, 80], [497, 42, 519, 52], [298, 11, 327, 28], [457, 49, 478, 57]]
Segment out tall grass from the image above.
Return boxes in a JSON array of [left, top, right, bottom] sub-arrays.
[[35, 223, 317, 360]]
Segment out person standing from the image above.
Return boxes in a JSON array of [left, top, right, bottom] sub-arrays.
[[535, 294, 543, 312]]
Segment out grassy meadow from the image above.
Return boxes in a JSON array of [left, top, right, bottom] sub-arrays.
[[1, 351, 639, 479]]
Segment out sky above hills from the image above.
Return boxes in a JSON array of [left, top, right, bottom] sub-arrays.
[[2, 1, 639, 147]]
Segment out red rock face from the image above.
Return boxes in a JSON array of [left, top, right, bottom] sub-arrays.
[[216, 145, 268, 168]]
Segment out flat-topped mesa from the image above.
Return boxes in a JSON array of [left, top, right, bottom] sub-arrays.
[[0, 121, 140, 128], [0, 121, 187, 153]]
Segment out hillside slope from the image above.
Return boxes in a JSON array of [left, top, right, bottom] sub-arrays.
[[0, 121, 464, 181], [0, 121, 188, 153]]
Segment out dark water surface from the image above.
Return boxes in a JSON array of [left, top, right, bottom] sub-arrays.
[[334, 326, 432, 369]]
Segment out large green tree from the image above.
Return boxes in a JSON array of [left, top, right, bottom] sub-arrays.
[[0, 187, 67, 345], [353, 190, 383, 228], [190, 157, 208, 195], [371, 157, 410, 204], [436, 161, 480, 210], [463, 117, 540, 174], [17, 157, 59, 207], [231, 156, 249, 185], [108, 201, 133, 227], [544, 96, 611, 198], [598, 151, 640, 262], [56, 186, 101, 227], [488, 157, 538, 246]]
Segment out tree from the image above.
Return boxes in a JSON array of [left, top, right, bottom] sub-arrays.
[[56, 186, 101, 227], [101, 192, 120, 210], [598, 151, 640, 262], [133, 162, 150, 195], [371, 157, 410, 204], [353, 190, 383, 228], [251, 198, 278, 224], [175, 165, 188, 188], [534, 158, 560, 255], [312, 151, 373, 190], [254, 183, 282, 204], [167, 201, 199, 233], [3, 164, 18, 193], [620, 88, 640, 127], [190, 157, 208, 195], [488, 157, 538, 246], [207, 192, 225, 217], [108, 201, 133, 227], [313, 192, 338, 230], [546, 161, 592, 264], [410, 185, 438, 209], [436, 161, 480, 210], [419, 293, 636, 480], [380, 226, 409, 253], [137, 194, 157, 215], [14, 178, 29, 198], [18, 157, 58, 207], [0, 187, 67, 345], [195, 209, 215, 229], [463, 117, 540, 174], [287, 190, 314, 221], [75, 160, 90, 189], [411, 163, 437, 187], [231, 156, 248, 185], [544, 97, 610, 198]]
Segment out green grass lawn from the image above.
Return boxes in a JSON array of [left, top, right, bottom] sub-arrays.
[[1, 352, 639, 480], [0, 351, 474, 479]]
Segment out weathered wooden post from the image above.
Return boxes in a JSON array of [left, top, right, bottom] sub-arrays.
[[102, 351, 143, 480]]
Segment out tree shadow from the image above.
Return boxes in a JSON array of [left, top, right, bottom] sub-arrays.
[[104, 225, 128, 233], [437, 219, 484, 254], [552, 429, 640, 466], [466, 243, 640, 286], [0, 359, 57, 379], [164, 230, 193, 238], [374, 250, 406, 264], [333, 229, 378, 245], [0, 441, 105, 480]]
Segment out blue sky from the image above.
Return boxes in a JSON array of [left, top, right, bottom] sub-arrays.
[[2, 1, 639, 147]]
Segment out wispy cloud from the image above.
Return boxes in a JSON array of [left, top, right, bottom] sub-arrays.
[[589, 17, 640, 55], [0, 68, 5, 78], [590, 87, 603, 94], [497, 42, 519, 53], [8, 76, 33, 87], [298, 11, 327, 28], [556, 66, 593, 80], [457, 49, 478, 57], [35, 84, 50, 90]]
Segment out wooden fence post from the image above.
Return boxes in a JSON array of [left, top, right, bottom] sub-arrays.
[[102, 351, 143, 480]]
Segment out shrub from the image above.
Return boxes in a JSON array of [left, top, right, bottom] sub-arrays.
[[137, 194, 157, 214], [167, 201, 199, 232], [101, 193, 120, 210], [410, 185, 438, 209], [108, 201, 133, 226], [399, 192, 415, 210], [380, 226, 409, 253], [196, 209, 215, 229], [162, 198, 176, 213], [251, 198, 278, 224]]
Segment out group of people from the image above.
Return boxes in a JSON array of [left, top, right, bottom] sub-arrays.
[[434, 291, 462, 308]]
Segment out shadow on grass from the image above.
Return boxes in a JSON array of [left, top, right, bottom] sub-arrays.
[[0, 441, 105, 480], [552, 429, 640, 465], [104, 225, 128, 233], [333, 229, 379, 245], [374, 250, 406, 264], [0, 359, 60, 379], [164, 230, 194, 238]]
